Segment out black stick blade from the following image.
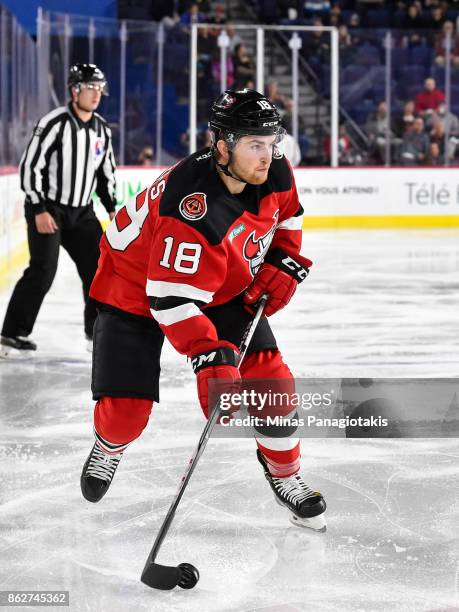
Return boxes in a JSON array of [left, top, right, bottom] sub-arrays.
[[141, 562, 180, 590]]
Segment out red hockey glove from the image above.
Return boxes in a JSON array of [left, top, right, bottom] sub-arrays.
[[244, 249, 312, 317], [191, 346, 241, 419]]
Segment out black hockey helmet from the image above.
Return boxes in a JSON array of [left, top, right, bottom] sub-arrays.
[[209, 88, 284, 148], [68, 63, 108, 95]]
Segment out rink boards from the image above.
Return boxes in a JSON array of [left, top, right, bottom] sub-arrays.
[[2, 165, 459, 288]]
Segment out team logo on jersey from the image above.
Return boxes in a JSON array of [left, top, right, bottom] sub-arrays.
[[95, 138, 104, 157], [179, 192, 207, 221], [243, 212, 279, 277]]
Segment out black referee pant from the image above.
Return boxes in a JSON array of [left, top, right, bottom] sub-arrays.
[[2, 203, 103, 339]]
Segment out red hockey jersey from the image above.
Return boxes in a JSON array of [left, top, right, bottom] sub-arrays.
[[90, 148, 305, 357]]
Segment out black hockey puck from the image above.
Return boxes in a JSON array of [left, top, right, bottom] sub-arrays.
[[177, 563, 199, 589]]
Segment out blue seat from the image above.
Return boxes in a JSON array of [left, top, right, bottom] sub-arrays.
[[370, 83, 386, 103], [432, 65, 446, 87], [342, 64, 363, 84], [391, 47, 409, 68], [410, 46, 433, 67], [406, 84, 422, 100], [365, 9, 391, 28], [355, 44, 381, 65], [399, 64, 427, 85], [349, 103, 374, 126]]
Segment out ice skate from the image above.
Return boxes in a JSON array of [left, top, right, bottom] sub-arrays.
[[81, 442, 123, 502], [0, 335, 37, 358], [257, 450, 327, 532]]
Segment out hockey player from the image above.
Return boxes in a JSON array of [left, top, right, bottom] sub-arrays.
[[81, 89, 326, 530]]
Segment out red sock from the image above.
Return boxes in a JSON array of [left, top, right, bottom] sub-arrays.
[[257, 441, 300, 477], [94, 396, 153, 452]]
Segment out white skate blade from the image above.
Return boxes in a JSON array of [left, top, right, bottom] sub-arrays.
[[274, 496, 327, 532], [289, 512, 327, 532]]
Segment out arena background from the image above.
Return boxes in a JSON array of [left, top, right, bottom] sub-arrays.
[[0, 2, 458, 612]]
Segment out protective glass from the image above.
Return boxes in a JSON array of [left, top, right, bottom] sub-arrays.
[[80, 81, 109, 95], [224, 126, 287, 152]]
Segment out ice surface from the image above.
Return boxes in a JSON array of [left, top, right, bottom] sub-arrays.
[[0, 230, 458, 612]]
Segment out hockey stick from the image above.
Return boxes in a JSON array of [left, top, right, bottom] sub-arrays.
[[140, 294, 268, 591]]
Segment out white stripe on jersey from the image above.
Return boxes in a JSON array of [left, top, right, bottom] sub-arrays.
[[72, 126, 88, 207], [46, 149, 58, 202], [150, 302, 203, 325], [277, 215, 303, 231], [146, 279, 213, 303], [20, 110, 66, 204], [59, 122, 73, 204], [100, 122, 116, 201]]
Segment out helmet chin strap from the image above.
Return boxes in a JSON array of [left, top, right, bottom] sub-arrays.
[[215, 151, 248, 184]]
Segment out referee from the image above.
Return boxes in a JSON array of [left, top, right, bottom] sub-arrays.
[[0, 63, 117, 357]]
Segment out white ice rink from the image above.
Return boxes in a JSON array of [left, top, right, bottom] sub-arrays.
[[0, 229, 458, 612]]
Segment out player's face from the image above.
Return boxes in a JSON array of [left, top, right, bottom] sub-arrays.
[[231, 135, 276, 184], [76, 82, 103, 111]]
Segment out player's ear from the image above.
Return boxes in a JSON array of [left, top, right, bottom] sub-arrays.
[[216, 139, 229, 161], [70, 85, 78, 103]]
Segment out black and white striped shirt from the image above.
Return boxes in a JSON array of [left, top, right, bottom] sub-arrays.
[[20, 103, 117, 214]]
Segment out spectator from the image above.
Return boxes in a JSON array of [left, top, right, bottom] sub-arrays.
[[323, 124, 363, 165], [425, 102, 459, 136], [266, 78, 291, 111], [211, 46, 234, 87], [348, 13, 363, 46], [302, 17, 331, 62], [430, 118, 458, 159], [278, 0, 299, 21], [400, 116, 429, 164], [198, 26, 217, 70], [226, 25, 243, 53], [434, 21, 459, 67], [401, 4, 425, 47], [365, 101, 398, 163], [180, 3, 205, 28], [426, 141, 443, 165], [328, 4, 344, 26], [414, 78, 445, 115], [401, 4, 424, 30], [348, 12, 361, 30], [233, 44, 256, 89], [178, 0, 210, 15], [394, 100, 416, 137], [195, 0, 211, 14], [281, 98, 309, 161], [209, 3, 227, 34], [424, 4, 446, 44], [424, 4, 446, 30], [138, 146, 154, 166], [281, 97, 306, 134]]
